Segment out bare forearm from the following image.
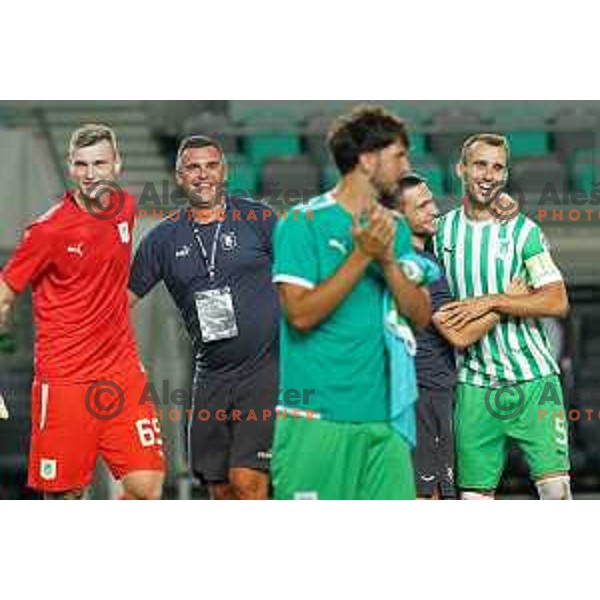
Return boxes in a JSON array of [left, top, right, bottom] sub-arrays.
[[381, 262, 431, 330], [488, 283, 569, 319], [0, 278, 17, 329], [280, 250, 371, 332], [435, 311, 501, 350]]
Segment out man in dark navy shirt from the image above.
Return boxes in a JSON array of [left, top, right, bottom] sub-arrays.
[[396, 174, 457, 499], [128, 135, 279, 500], [396, 174, 515, 498]]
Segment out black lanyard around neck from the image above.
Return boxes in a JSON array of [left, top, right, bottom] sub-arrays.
[[189, 201, 227, 284]]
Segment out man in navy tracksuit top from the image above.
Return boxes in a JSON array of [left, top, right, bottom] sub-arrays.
[[129, 135, 279, 500]]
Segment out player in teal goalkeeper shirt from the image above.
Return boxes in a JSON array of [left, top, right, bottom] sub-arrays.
[[271, 106, 431, 500]]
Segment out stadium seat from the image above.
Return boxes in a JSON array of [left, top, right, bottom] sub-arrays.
[[304, 114, 335, 165], [551, 112, 597, 159], [505, 130, 549, 158], [231, 101, 328, 126], [571, 149, 597, 193], [321, 163, 339, 190], [481, 101, 560, 124], [226, 154, 258, 198], [180, 111, 238, 154], [509, 156, 568, 211], [553, 129, 596, 161], [260, 156, 320, 208], [412, 157, 445, 196], [243, 129, 302, 168], [446, 163, 463, 198], [429, 130, 481, 165], [409, 133, 427, 158], [427, 108, 486, 163], [146, 101, 229, 137]]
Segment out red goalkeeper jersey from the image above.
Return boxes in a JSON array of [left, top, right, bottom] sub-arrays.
[[1, 190, 141, 383]]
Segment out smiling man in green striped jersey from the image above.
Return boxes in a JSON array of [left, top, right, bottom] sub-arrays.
[[433, 133, 571, 500]]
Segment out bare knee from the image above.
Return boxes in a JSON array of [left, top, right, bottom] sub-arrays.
[[461, 490, 495, 500], [229, 468, 269, 500], [122, 470, 164, 500], [209, 482, 237, 500], [536, 474, 572, 500]]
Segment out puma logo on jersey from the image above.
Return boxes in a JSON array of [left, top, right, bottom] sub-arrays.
[[67, 243, 84, 256], [328, 239, 348, 255], [443, 246, 454, 254], [175, 245, 191, 258]]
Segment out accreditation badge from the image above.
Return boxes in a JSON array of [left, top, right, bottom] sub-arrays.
[[194, 287, 239, 342]]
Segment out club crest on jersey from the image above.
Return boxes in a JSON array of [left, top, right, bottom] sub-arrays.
[[40, 458, 57, 481], [221, 231, 237, 251], [497, 239, 511, 259], [117, 221, 130, 244]]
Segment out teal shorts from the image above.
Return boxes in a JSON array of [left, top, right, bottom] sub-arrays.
[[272, 416, 415, 500], [455, 374, 570, 491]]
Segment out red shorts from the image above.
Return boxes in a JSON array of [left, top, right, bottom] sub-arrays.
[[28, 366, 165, 492]]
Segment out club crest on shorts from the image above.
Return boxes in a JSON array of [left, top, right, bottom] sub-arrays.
[[40, 458, 57, 481], [221, 231, 238, 251], [117, 221, 130, 244]]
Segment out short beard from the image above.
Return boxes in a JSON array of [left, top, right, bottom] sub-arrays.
[[187, 185, 224, 209]]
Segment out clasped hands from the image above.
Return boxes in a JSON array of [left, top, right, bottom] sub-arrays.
[[352, 204, 396, 265], [437, 278, 530, 330]]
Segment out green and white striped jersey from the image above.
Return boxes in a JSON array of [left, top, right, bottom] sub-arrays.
[[434, 208, 563, 387]]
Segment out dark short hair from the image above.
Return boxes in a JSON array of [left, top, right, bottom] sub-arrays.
[[397, 172, 426, 198], [176, 135, 224, 171], [327, 105, 410, 175]]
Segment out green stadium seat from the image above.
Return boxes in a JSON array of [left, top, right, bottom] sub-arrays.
[[412, 158, 445, 196], [321, 163, 339, 190], [505, 130, 549, 158], [260, 157, 319, 207], [226, 155, 258, 197], [243, 133, 302, 167], [409, 133, 427, 159], [446, 163, 463, 198], [571, 149, 597, 193]]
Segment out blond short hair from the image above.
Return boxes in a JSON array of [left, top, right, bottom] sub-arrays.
[[68, 123, 120, 160], [460, 133, 510, 165]]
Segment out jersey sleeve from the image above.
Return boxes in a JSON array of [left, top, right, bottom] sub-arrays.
[[1, 222, 53, 293], [522, 224, 563, 289], [430, 272, 454, 314], [393, 215, 413, 260], [273, 213, 318, 289], [128, 227, 164, 298], [258, 202, 278, 258]]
